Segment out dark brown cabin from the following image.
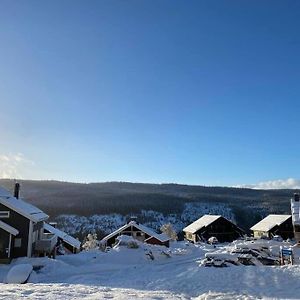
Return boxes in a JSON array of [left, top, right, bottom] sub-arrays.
[[183, 215, 244, 243]]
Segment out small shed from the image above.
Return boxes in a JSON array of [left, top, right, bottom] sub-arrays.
[[183, 215, 244, 243], [101, 221, 170, 247], [250, 214, 293, 240]]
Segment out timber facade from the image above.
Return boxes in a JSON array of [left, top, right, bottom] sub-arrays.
[[183, 215, 244, 243]]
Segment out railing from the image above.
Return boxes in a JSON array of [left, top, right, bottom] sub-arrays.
[[35, 233, 57, 253]]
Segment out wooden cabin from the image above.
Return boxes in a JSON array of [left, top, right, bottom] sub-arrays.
[[183, 215, 244, 243], [250, 214, 294, 240], [0, 184, 55, 261], [101, 221, 170, 248], [0, 184, 80, 262]]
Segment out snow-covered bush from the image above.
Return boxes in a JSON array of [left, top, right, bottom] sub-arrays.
[[208, 236, 218, 245], [115, 235, 139, 249], [82, 233, 99, 250], [160, 223, 178, 241], [127, 240, 139, 249]]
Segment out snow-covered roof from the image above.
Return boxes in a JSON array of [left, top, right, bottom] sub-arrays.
[[0, 187, 49, 223], [101, 221, 170, 243], [144, 233, 170, 243], [44, 223, 81, 249], [250, 215, 291, 232], [0, 220, 19, 236], [183, 215, 221, 234]]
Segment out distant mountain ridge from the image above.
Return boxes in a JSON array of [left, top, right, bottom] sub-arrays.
[[0, 179, 297, 232]]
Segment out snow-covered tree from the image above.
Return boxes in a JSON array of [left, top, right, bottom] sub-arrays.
[[82, 233, 99, 250], [160, 223, 178, 241]]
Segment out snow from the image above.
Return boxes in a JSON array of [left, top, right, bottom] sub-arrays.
[[44, 223, 81, 250], [101, 221, 170, 244], [183, 215, 221, 234], [1, 240, 300, 299], [145, 233, 170, 243], [115, 234, 136, 244], [250, 215, 291, 232], [291, 199, 300, 223], [0, 220, 19, 236], [55, 202, 235, 238], [0, 189, 48, 223], [5, 264, 33, 284]]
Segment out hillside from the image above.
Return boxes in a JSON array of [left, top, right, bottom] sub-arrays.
[[0, 179, 297, 237]]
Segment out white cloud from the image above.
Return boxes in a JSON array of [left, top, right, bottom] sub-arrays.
[[0, 153, 34, 179], [237, 178, 300, 190]]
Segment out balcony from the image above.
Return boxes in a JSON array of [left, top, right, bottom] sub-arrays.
[[35, 233, 57, 254]]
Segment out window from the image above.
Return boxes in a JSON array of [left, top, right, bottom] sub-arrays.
[[14, 238, 22, 248], [0, 211, 10, 218]]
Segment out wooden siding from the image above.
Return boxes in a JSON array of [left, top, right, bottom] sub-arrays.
[[145, 237, 169, 247], [185, 217, 244, 243], [105, 225, 152, 247], [0, 227, 10, 259], [0, 203, 30, 258], [253, 218, 294, 240]]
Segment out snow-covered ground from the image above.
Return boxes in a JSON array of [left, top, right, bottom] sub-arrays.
[[1, 240, 300, 299]]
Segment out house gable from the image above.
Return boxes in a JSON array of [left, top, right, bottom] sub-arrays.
[[0, 202, 31, 258], [0, 196, 48, 223], [250, 215, 291, 233], [185, 216, 244, 243], [258, 217, 294, 239], [102, 221, 170, 247]]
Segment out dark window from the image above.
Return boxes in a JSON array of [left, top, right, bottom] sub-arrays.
[[0, 211, 10, 218]]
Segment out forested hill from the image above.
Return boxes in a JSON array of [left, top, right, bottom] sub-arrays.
[[0, 179, 297, 230]]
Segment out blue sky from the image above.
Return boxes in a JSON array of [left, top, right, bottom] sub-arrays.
[[0, 1, 299, 186]]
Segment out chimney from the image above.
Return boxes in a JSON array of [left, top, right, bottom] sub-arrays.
[[14, 182, 20, 199], [294, 193, 299, 202]]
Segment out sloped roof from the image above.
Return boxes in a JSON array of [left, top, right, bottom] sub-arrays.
[[44, 223, 81, 249], [183, 215, 222, 234], [0, 187, 48, 223], [0, 220, 19, 235], [144, 233, 170, 243], [101, 221, 171, 243], [250, 214, 291, 232]]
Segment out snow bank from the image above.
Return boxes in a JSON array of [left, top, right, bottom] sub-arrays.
[[0, 240, 300, 299], [5, 264, 33, 284]]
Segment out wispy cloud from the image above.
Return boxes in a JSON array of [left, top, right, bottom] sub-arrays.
[[0, 153, 34, 179], [237, 178, 300, 190]]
